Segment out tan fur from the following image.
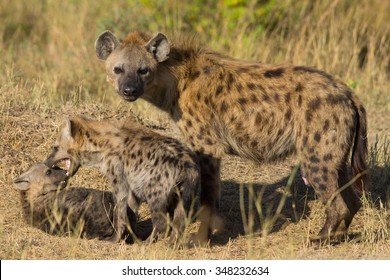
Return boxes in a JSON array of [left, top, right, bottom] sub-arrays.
[[95, 31, 368, 244], [45, 116, 200, 245]]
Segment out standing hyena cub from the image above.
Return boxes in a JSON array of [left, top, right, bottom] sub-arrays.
[[45, 116, 200, 244], [14, 163, 137, 241], [95, 30, 368, 244]]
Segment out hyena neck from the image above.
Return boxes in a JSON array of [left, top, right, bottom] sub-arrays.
[[142, 46, 202, 120], [19, 191, 52, 223], [78, 150, 103, 167]]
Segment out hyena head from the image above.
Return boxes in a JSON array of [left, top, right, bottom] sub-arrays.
[[14, 163, 68, 202], [45, 116, 95, 177], [95, 30, 170, 102]]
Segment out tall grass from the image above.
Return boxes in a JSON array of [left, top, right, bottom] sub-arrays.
[[1, 0, 389, 109]]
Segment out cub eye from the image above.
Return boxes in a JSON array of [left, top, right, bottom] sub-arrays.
[[138, 68, 149, 75], [45, 169, 52, 176], [113, 67, 123, 74]]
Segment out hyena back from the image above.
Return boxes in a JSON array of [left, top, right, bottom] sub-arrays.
[[45, 116, 200, 244], [13, 163, 137, 240], [95, 30, 368, 243]]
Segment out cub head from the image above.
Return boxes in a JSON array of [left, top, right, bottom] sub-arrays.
[[45, 116, 90, 177], [13, 163, 68, 201], [95, 30, 170, 102]]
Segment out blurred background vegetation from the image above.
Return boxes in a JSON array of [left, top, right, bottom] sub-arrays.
[[0, 0, 389, 109]]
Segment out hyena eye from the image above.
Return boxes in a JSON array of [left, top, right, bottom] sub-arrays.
[[113, 67, 123, 74], [138, 68, 149, 75], [45, 169, 52, 176]]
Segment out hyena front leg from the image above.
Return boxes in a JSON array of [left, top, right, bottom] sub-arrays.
[[105, 180, 130, 242], [195, 154, 223, 245]]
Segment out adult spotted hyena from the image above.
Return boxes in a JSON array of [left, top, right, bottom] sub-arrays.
[[95, 30, 368, 243], [13, 163, 137, 241], [45, 116, 200, 244]]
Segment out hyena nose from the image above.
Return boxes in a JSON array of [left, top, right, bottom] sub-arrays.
[[123, 87, 137, 96]]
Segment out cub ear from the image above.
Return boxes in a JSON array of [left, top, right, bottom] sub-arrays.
[[95, 30, 121, 60], [145, 33, 170, 62], [14, 174, 31, 191]]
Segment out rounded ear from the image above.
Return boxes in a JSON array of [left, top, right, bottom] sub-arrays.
[[95, 30, 121, 60], [14, 175, 31, 191], [62, 117, 78, 140], [145, 33, 170, 62]]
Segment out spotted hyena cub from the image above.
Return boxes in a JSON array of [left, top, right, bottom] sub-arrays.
[[95, 30, 368, 243], [45, 116, 200, 244], [13, 163, 137, 241]]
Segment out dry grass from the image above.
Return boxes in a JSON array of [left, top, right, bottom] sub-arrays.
[[1, 0, 390, 259]]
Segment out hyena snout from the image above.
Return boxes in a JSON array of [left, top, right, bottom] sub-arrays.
[[118, 77, 144, 101]]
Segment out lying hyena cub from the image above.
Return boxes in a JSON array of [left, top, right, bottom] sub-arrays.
[[45, 116, 200, 244], [95, 30, 368, 244], [13, 163, 137, 241]]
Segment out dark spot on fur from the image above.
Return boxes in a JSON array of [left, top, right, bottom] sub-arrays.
[[284, 92, 291, 103], [203, 66, 210, 74], [226, 73, 235, 91], [220, 101, 228, 112], [333, 114, 340, 124], [186, 119, 193, 127], [298, 95, 303, 106], [314, 132, 321, 142], [247, 83, 256, 90], [326, 94, 349, 106], [285, 108, 292, 121], [323, 154, 333, 161], [305, 110, 312, 122], [250, 94, 257, 102], [309, 155, 320, 163], [322, 167, 328, 174], [295, 82, 303, 92], [322, 174, 328, 182], [262, 93, 270, 102], [251, 140, 258, 147], [205, 137, 213, 145], [189, 70, 201, 81], [309, 97, 322, 111], [344, 89, 352, 99], [264, 68, 285, 78], [113, 178, 117, 184], [236, 83, 243, 92], [238, 97, 247, 106], [215, 85, 223, 97], [323, 120, 330, 131], [303, 136, 308, 145], [319, 183, 327, 191], [141, 136, 152, 141]]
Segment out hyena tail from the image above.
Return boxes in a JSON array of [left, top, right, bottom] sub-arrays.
[[351, 100, 368, 195], [181, 165, 201, 213]]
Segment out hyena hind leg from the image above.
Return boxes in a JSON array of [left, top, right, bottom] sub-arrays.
[[335, 164, 362, 235], [195, 155, 223, 246], [302, 160, 351, 241]]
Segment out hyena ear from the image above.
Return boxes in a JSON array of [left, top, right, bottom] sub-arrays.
[[95, 30, 120, 60], [14, 173, 31, 191], [145, 33, 170, 62], [63, 118, 79, 140]]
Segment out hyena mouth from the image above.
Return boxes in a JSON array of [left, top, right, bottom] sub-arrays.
[[52, 158, 72, 176]]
